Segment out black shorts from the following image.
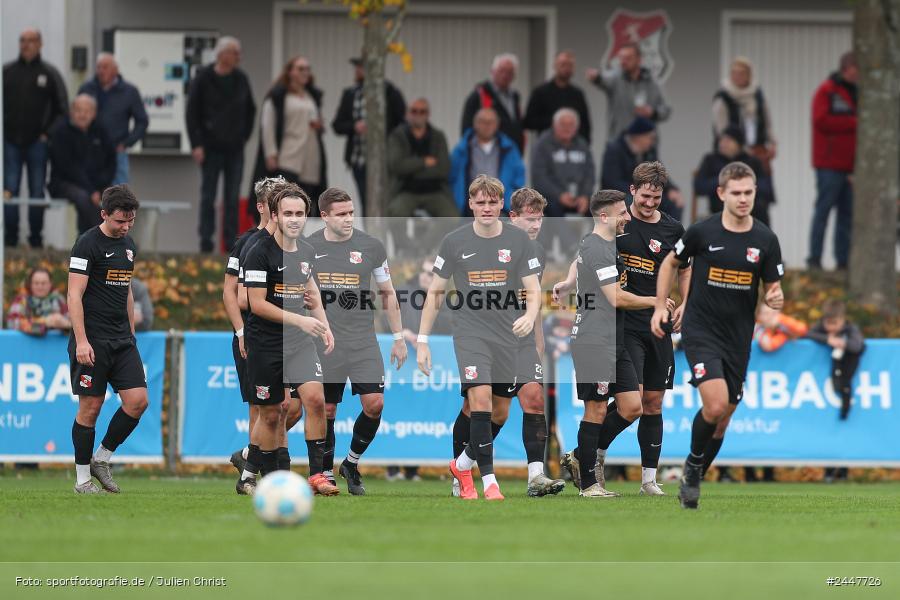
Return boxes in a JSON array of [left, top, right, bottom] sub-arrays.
[[453, 336, 517, 398], [511, 344, 543, 395], [624, 327, 675, 391], [322, 336, 385, 404], [69, 335, 146, 396], [573, 343, 639, 402], [231, 334, 254, 403], [245, 341, 322, 406], [683, 342, 748, 405]]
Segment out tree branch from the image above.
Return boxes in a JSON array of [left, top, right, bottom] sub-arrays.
[[385, 2, 408, 46]]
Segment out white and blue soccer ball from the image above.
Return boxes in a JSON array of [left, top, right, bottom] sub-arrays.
[[253, 471, 314, 527]]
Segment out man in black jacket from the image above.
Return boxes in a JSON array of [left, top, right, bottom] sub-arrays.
[[523, 50, 591, 143], [3, 28, 68, 247], [48, 95, 116, 234], [186, 36, 256, 253], [331, 57, 406, 212], [460, 53, 524, 152]]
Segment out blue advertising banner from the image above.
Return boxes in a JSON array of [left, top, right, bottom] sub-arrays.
[[179, 333, 527, 465], [0, 331, 166, 462], [555, 340, 900, 466]]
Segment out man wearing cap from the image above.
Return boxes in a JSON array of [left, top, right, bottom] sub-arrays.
[[332, 56, 406, 211]]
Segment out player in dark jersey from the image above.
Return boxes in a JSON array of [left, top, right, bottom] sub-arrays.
[[651, 161, 784, 509], [417, 175, 542, 500], [67, 185, 145, 494], [224, 177, 287, 482], [238, 183, 339, 496], [554, 190, 675, 497], [449, 187, 565, 497], [306, 187, 407, 495]]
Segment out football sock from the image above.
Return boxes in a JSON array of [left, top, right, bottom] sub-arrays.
[[576, 421, 603, 489], [244, 444, 263, 476], [100, 407, 140, 452], [456, 450, 477, 471], [452, 411, 470, 459], [689, 409, 717, 460], [482, 473, 498, 489], [259, 449, 277, 476], [306, 439, 326, 476], [491, 420, 503, 439], [702, 436, 725, 476], [522, 413, 547, 464], [597, 411, 632, 450], [323, 418, 335, 472], [276, 447, 291, 470], [469, 411, 494, 476], [75, 464, 92, 486], [642, 467, 657, 485], [638, 413, 663, 469], [93, 444, 113, 463], [527, 462, 544, 481], [349, 412, 381, 460], [72, 420, 95, 472], [241, 446, 249, 460], [346, 450, 361, 465]]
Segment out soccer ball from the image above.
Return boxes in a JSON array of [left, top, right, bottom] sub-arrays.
[[253, 471, 314, 527], [660, 466, 683, 483]]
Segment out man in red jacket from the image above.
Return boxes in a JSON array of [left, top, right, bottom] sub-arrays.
[[808, 52, 857, 270]]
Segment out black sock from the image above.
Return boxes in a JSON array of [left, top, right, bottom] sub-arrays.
[[100, 407, 140, 452], [72, 421, 95, 465], [638, 413, 663, 469], [452, 411, 470, 459], [689, 410, 717, 465], [701, 437, 724, 477], [306, 438, 326, 476], [245, 444, 263, 475], [277, 447, 291, 470], [469, 411, 494, 476], [607, 401, 618, 417], [577, 421, 603, 489], [491, 420, 503, 439], [522, 413, 547, 464], [349, 412, 381, 458], [597, 411, 632, 451], [323, 418, 335, 471], [259, 449, 277, 476]]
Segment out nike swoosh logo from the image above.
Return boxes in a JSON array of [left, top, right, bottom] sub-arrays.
[[478, 442, 492, 448], [323, 450, 334, 455], [105, 252, 114, 257], [461, 253, 476, 259], [507, 386, 517, 393], [315, 440, 326, 445], [708, 245, 724, 252], [277, 266, 287, 271], [315, 254, 328, 259], [650, 443, 661, 448], [378, 384, 385, 389]]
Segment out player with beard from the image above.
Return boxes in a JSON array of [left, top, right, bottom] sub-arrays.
[[306, 187, 407, 495], [418, 175, 542, 500], [238, 183, 338, 496], [652, 161, 783, 509]]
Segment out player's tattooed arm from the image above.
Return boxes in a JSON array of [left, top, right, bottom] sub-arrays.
[[376, 278, 407, 369], [513, 273, 541, 338], [66, 272, 95, 367], [672, 264, 692, 332], [551, 259, 578, 305], [763, 281, 784, 311], [416, 274, 449, 376], [651, 252, 681, 338]]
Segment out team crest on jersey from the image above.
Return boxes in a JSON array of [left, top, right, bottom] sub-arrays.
[[693, 363, 706, 379], [746, 248, 761, 263], [597, 381, 609, 395], [648, 239, 662, 253], [256, 385, 270, 400], [498, 249, 511, 263], [464, 365, 478, 380], [349, 251, 363, 264], [126, 249, 134, 262], [300, 262, 310, 275], [79, 375, 92, 388]]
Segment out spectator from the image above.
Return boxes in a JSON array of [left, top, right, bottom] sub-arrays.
[[251, 56, 327, 213], [460, 53, 524, 151], [331, 57, 406, 211], [808, 52, 858, 270], [712, 57, 776, 173], [131, 277, 154, 332], [807, 299, 865, 422], [386, 98, 457, 220], [78, 53, 148, 185], [694, 125, 775, 225], [754, 303, 808, 353], [449, 107, 524, 215], [48, 94, 116, 235], [3, 28, 68, 248], [6, 267, 70, 335], [587, 42, 670, 140], [600, 118, 683, 220], [186, 36, 256, 253], [523, 50, 591, 143]]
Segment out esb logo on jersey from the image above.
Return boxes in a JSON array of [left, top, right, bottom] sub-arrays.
[[498, 249, 511, 263], [693, 363, 706, 379], [464, 365, 478, 380], [648, 239, 662, 253], [79, 374, 92, 388], [746, 248, 761, 263], [349, 251, 363, 264]]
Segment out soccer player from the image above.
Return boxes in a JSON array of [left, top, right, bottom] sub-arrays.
[[417, 175, 542, 500], [306, 187, 407, 495], [450, 187, 565, 497], [238, 183, 338, 496], [68, 185, 146, 494], [651, 161, 784, 509], [224, 176, 285, 480], [555, 190, 674, 497]]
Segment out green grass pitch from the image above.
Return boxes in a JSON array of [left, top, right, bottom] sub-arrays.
[[2, 473, 898, 599]]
